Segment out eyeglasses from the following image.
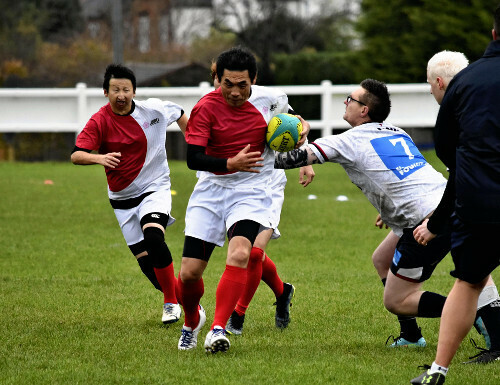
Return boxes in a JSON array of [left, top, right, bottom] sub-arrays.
[[346, 95, 367, 106]]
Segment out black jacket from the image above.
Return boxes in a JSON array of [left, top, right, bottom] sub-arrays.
[[432, 39, 500, 225]]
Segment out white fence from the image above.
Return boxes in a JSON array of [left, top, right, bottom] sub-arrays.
[[0, 81, 438, 138]]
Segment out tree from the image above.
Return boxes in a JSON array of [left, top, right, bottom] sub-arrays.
[[354, 0, 493, 83], [0, 1, 43, 68], [213, 0, 356, 84], [37, 0, 84, 42], [188, 28, 237, 70], [34, 38, 111, 87], [0, 0, 101, 87]]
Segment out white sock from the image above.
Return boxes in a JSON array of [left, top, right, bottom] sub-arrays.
[[430, 362, 448, 376], [477, 285, 499, 309]]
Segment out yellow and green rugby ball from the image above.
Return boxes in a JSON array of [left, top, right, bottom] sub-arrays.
[[266, 113, 303, 152]]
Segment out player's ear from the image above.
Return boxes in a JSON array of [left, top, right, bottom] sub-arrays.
[[252, 75, 257, 85]]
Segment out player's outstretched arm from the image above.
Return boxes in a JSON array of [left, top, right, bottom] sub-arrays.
[[274, 145, 319, 170], [71, 150, 121, 169], [298, 165, 315, 187]]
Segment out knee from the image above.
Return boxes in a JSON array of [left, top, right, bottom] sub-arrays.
[[228, 246, 251, 267], [372, 250, 392, 278], [143, 226, 172, 266], [143, 226, 164, 248], [372, 253, 384, 273], [179, 258, 205, 283], [383, 293, 400, 315], [180, 269, 203, 283], [249, 247, 265, 263]]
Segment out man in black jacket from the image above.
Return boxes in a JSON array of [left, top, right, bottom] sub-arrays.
[[410, 4, 500, 385]]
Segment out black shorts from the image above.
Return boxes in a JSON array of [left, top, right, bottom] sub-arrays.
[[390, 224, 451, 283], [450, 214, 500, 284]]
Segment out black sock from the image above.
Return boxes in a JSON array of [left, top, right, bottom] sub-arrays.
[[477, 300, 500, 350], [417, 291, 447, 318], [137, 255, 162, 292], [381, 277, 421, 341], [398, 316, 422, 341]]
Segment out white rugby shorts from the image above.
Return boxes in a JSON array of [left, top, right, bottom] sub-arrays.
[[114, 188, 176, 245], [262, 180, 286, 239], [184, 178, 274, 247]]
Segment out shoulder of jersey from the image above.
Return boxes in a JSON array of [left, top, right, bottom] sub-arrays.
[[360, 122, 403, 133], [135, 98, 163, 108], [92, 104, 110, 120], [200, 89, 223, 103], [251, 85, 285, 97], [249, 85, 286, 104]]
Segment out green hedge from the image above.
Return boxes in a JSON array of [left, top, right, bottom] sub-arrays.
[[272, 51, 361, 85]]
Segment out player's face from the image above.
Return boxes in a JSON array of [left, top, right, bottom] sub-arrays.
[[105, 78, 135, 115], [220, 69, 255, 107], [343, 87, 367, 126], [427, 71, 445, 105]]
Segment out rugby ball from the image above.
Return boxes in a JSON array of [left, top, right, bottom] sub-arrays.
[[266, 113, 303, 152]]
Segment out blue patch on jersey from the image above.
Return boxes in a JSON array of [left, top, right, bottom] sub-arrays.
[[393, 248, 402, 266], [370, 134, 427, 180]]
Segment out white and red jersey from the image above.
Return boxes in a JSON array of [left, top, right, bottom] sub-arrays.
[[76, 98, 183, 200], [186, 85, 288, 188]]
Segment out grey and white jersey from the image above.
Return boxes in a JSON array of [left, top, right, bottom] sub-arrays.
[[309, 122, 447, 236]]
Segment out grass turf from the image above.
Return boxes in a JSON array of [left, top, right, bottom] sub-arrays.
[[1, 152, 499, 385]]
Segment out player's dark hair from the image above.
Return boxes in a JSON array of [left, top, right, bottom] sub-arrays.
[[360, 78, 391, 122], [494, 3, 500, 37], [216, 46, 257, 83], [103, 64, 136, 92]]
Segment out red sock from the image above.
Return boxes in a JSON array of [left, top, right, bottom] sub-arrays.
[[154, 262, 177, 304], [235, 247, 264, 316], [178, 276, 204, 329], [261, 254, 284, 298], [211, 265, 247, 329], [175, 272, 182, 306]]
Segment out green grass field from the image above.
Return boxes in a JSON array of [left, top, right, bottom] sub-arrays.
[[1, 152, 499, 385]]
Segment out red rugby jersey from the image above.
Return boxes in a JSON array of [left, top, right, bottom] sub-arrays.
[[76, 99, 182, 198], [185, 88, 267, 159]]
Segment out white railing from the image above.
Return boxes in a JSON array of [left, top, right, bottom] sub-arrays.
[[0, 81, 438, 137]]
